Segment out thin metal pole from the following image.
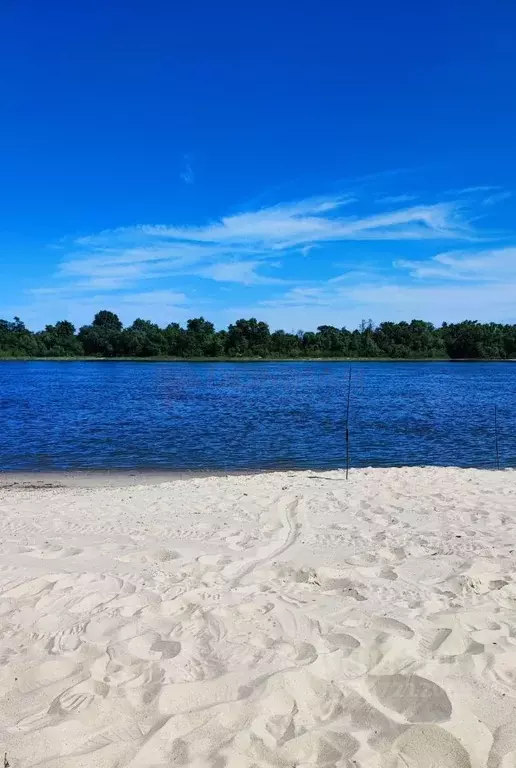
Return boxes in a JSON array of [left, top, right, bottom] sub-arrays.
[[345, 368, 352, 479], [494, 405, 500, 470]]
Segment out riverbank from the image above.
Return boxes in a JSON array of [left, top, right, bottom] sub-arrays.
[[2, 355, 516, 362], [1, 355, 453, 362], [0, 467, 514, 767]]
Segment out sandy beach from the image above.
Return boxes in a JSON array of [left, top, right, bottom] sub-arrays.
[[0, 467, 515, 767]]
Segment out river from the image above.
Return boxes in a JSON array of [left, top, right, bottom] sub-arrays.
[[0, 361, 514, 471]]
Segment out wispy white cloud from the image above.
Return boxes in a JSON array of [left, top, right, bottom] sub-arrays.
[[61, 244, 225, 277], [180, 154, 194, 185], [107, 290, 188, 306], [26, 287, 188, 306], [134, 199, 474, 246], [8, 290, 190, 330], [377, 194, 418, 204], [250, 241, 516, 328], [74, 195, 478, 252], [483, 191, 512, 206], [328, 269, 382, 284], [18, 184, 513, 332], [345, 281, 516, 323], [261, 286, 331, 307], [195, 260, 286, 285], [395, 246, 516, 282], [245, 277, 516, 329], [453, 185, 500, 195], [37, 191, 486, 299]]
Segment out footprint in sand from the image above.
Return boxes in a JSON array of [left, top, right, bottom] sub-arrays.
[[383, 725, 471, 768], [27, 544, 83, 559], [48, 679, 109, 716], [368, 674, 452, 723], [488, 651, 516, 689], [118, 548, 180, 564], [488, 720, 516, 768], [372, 616, 414, 639], [326, 632, 361, 654], [45, 624, 85, 652], [418, 625, 484, 658], [274, 640, 317, 664], [282, 729, 360, 765], [315, 568, 367, 601], [379, 566, 398, 580], [150, 639, 181, 659]]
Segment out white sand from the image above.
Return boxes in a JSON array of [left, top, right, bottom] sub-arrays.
[[0, 467, 515, 767]]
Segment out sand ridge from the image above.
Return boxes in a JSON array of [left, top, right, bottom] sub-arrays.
[[0, 467, 515, 767]]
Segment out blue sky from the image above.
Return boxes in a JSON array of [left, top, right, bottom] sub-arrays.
[[1, 0, 515, 331]]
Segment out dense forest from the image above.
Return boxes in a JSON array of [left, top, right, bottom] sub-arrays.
[[1, 311, 516, 359]]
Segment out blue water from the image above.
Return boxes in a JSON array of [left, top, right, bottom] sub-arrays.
[[0, 361, 514, 471]]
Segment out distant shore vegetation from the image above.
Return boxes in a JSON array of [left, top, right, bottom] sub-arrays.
[[1, 311, 516, 360]]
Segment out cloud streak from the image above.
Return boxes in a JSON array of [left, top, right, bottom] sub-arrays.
[[100, 199, 475, 248], [8, 289, 190, 330], [195, 260, 287, 285], [50, 191, 492, 295], [75, 191, 487, 253], [180, 154, 194, 184], [17, 183, 514, 331], [253, 278, 516, 329], [395, 246, 516, 282], [483, 191, 512, 206], [252, 240, 516, 328], [377, 194, 418, 204]]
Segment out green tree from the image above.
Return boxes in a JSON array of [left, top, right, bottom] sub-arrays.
[[226, 318, 271, 357], [443, 321, 491, 359], [315, 326, 351, 357], [163, 322, 186, 356], [183, 317, 217, 357], [93, 310, 123, 331], [36, 320, 83, 357], [3, 311, 516, 360], [78, 310, 124, 356], [300, 331, 321, 356], [0, 317, 39, 357], [269, 330, 301, 357], [121, 319, 167, 357]]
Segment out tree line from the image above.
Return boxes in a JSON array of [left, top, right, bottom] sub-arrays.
[[1, 310, 516, 359]]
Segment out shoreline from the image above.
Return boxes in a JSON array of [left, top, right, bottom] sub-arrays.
[[1, 356, 516, 363], [1, 463, 509, 489], [0, 467, 301, 488]]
